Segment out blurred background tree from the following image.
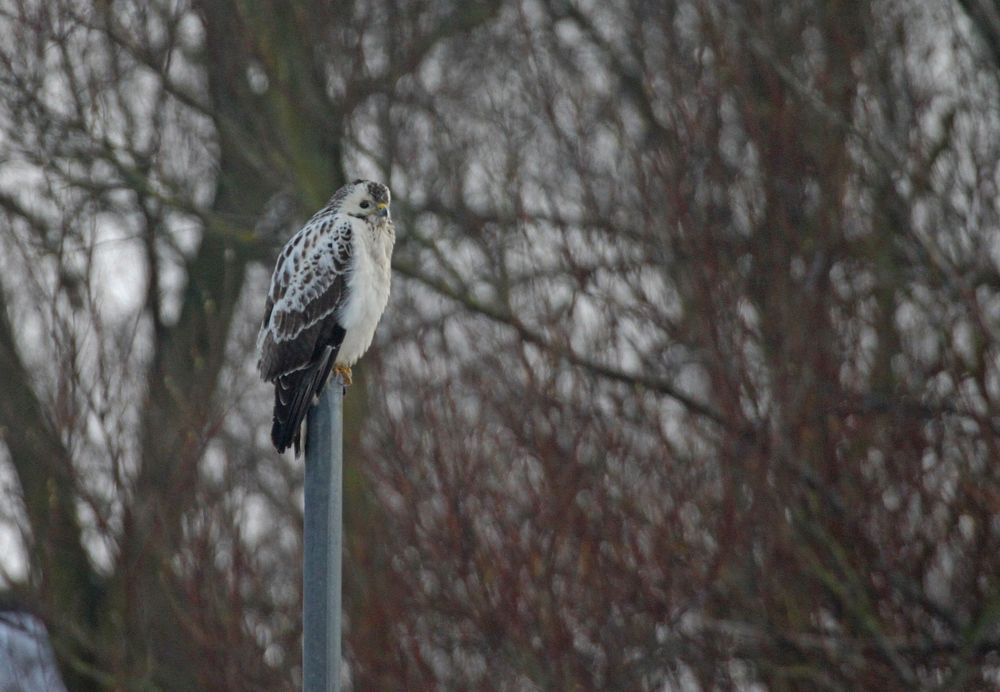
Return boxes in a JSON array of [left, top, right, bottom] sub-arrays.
[[2, 0, 1000, 689]]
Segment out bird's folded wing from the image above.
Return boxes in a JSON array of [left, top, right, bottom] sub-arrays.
[[256, 215, 353, 381]]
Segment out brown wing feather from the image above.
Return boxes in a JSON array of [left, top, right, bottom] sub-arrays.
[[256, 210, 353, 454], [257, 218, 352, 381], [257, 273, 348, 381], [270, 330, 342, 455]]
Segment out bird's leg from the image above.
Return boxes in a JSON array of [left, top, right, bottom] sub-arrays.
[[333, 364, 353, 387]]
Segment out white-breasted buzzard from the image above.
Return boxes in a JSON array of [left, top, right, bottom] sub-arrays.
[[256, 179, 395, 453]]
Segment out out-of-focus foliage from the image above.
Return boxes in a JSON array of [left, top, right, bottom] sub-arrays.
[[1, 0, 1000, 689]]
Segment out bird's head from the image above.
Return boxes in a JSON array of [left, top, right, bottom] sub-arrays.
[[336, 179, 391, 220]]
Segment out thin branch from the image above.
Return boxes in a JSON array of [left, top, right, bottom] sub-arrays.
[[392, 257, 727, 426]]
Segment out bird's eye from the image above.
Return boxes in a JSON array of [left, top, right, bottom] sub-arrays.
[[359, 201, 370, 209]]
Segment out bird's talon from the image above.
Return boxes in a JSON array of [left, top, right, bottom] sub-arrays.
[[333, 364, 353, 387]]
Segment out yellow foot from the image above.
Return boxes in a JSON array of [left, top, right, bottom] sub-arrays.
[[333, 364, 353, 387]]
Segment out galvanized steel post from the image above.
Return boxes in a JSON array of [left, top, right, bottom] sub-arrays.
[[304, 383, 343, 692]]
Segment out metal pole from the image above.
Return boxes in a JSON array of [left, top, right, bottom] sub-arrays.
[[304, 382, 343, 692]]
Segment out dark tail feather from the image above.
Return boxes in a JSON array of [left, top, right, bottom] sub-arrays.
[[271, 346, 336, 455]]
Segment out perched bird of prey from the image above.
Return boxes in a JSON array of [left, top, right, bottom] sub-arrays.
[[257, 179, 395, 454]]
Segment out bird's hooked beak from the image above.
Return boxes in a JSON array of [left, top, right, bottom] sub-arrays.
[[375, 202, 389, 218]]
